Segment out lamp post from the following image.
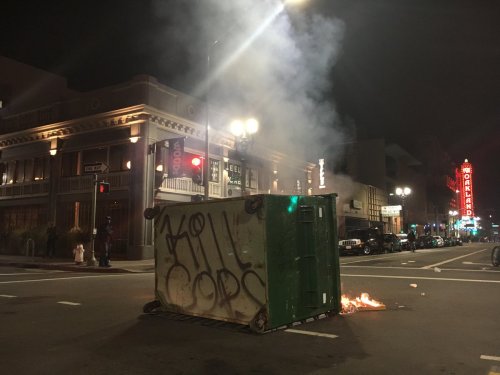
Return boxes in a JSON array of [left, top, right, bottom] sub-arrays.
[[449, 210, 458, 238], [395, 186, 412, 233], [230, 118, 259, 195], [202, 0, 308, 200]]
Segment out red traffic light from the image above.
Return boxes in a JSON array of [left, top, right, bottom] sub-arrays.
[[191, 157, 203, 185], [191, 157, 202, 167], [98, 182, 110, 193]]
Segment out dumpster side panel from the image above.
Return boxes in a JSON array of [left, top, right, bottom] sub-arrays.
[[153, 198, 268, 326], [263, 196, 301, 327], [266, 195, 340, 328]]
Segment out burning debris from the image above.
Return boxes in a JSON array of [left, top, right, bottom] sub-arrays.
[[341, 293, 386, 314]]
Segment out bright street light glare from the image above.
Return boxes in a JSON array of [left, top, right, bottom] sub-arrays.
[[246, 118, 259, 134], [283, 0, 308, 6], [396, 186, 411, 196], [230, 120, 244, 137]]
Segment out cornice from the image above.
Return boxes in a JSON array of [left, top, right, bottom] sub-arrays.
[[0, 106, 149, 148]]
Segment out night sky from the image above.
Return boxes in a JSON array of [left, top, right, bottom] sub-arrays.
[[1, 0, 499, 217]]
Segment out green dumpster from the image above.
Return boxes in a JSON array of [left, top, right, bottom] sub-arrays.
[[147, 194, 340, 332]]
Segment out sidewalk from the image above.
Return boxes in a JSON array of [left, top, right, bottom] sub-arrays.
[[0, 254, 155, 273]]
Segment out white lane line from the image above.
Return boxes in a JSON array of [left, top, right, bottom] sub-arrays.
[[341, 253, 405, 264], [341, 274, 500, 284], [342, 265, 500, 273], [421, 249, 488, 269], [0, 294, 17, 298], [481, 355, 500, 362], [285, 329, 338, 339], [57, 301, 81, 306], [0, 273, 145, 284], [0, 272, 59, 276]]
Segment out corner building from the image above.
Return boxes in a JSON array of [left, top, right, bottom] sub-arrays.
[[0, 60, 314, 259]]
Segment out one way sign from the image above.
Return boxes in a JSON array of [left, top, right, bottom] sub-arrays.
[[83, 162, 109, 174]]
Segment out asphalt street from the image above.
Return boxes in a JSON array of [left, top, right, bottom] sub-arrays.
[[1, 242, 499, 375]]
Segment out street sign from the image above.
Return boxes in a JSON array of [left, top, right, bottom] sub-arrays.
[[83, 162, 108, 174]]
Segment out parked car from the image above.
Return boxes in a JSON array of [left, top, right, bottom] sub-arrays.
[[383, 233, 402, 252], [443, 237, 454, 247], [415, 235, 437, 249], [396, 233, 409, 250], [433, 236, 445, 247], [339, 228, 384, 255]]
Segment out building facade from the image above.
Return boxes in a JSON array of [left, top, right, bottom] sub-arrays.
[[0, 63, 314, 259]]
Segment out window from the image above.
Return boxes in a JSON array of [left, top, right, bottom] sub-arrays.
[[82, 148, 107, 168], [61, 152, 79, 177], [0, 163, 6, 185], [33, 157, 50, 180], [6, 160, 16, 184], [209, 158, 220, 182], [24, 159, 34, 182], [109, 144, 130, 172]]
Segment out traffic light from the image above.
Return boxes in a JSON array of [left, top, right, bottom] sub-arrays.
[[191, 157, 203, 185], [98, 182, 110, 193]]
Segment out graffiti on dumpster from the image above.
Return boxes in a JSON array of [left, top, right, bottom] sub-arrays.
[[157, 209, 266, 318]]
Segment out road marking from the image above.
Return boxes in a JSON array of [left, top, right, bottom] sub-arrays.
[[481, 355, 500, 362], [0, 294, 17, 298], [421, 249, 488, 269], [285, 329, 338, 339], [341, 253, 406, 264], [57, 301, 81, 306], [341, 274, 500, 284], [0, 273, 145, 284], [462, 261, 493, 266], [342, 265, 499, 273], [0, 272, 57, 276]]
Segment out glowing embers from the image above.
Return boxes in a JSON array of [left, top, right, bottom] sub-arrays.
[[341, 292, 386, 314]]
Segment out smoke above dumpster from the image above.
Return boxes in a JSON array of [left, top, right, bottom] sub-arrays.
[[153, 0, 345, 163]]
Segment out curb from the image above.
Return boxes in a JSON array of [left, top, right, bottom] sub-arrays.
[[0, 261, 139, 273]]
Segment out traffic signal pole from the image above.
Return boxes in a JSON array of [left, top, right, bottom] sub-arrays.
[[87, 174, 98, 266]]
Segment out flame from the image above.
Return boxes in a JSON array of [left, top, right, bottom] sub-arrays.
[[341, 292, 384, 314]]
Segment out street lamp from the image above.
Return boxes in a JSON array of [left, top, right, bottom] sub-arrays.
[[449, 210, 458, 238], [230, 118, 259, 195], [395, 186, 412, 232], [203, 1, 308, 200]]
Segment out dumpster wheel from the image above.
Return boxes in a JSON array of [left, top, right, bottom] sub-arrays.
[[249, 308, 268, 333], [143, 300, 162, 314]]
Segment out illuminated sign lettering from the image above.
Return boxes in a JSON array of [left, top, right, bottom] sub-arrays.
[[318, 158, 326, 189], [460, 159, 474, 217]]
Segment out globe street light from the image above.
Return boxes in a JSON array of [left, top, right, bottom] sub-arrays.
[[230, 118, 259, 195], [395, 186, 412, 232], [203, 0, 308, 200]]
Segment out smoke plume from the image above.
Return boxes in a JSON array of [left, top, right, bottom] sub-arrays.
[[153, 0, 345, 163]]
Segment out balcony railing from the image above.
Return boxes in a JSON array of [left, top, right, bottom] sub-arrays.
[[160, 177, 222, 198], [0, 180, 50, 199], [59, 172, 131, 194], [0, 172, 223, 199]]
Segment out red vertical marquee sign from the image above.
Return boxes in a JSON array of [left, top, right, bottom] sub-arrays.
[[460, 159, 474, 218]]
